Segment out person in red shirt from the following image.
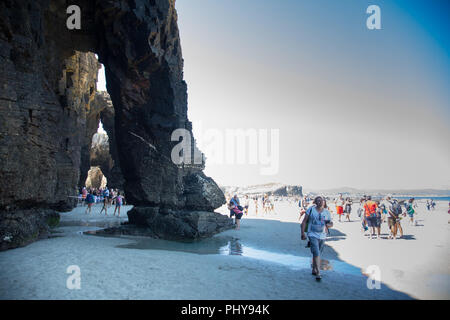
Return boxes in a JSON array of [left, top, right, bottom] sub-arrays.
[[364, 196, 380, 239], [334, 194, 345, 222]]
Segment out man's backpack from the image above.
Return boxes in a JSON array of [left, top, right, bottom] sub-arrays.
[[391, 201, 402, 216]]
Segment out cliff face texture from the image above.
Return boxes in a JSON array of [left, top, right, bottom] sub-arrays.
[[0, 0, 228, 250]]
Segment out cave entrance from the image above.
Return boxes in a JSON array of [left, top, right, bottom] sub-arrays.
[[86, 120, 112, 190], [78, 55, 123, 192]]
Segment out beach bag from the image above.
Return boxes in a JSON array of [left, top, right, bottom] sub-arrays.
[[392, 201, 402, 216], [232, 206, 242, 214], [230, 198, 242, 211], [357, 207, 362, 217], [303, 207, 312, 233]]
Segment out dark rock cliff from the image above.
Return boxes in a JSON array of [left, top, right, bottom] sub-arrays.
[[0, 0, 228, 250]]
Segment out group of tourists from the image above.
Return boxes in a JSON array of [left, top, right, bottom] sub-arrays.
[[80, 186, 125, 216], [357, 195, 418, 240], [297, 192, 431, 281], [300, 193, 421, 240], [229, 191, 441, 282], [426, 199, 436, 211]]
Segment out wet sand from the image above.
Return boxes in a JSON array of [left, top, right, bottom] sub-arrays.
[[0, 200, 447, 299]]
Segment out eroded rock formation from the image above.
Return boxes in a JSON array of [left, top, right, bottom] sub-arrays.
[[0, 0, 228, 250], [85, 166, 107, 190], [89, 91, 124, 190]]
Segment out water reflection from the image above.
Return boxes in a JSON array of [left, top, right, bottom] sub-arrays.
[[113, 235, 362, 276], [59, 219, 124, 229]]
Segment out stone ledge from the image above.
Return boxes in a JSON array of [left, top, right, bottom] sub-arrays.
[[94, 207, 234, 241], [0, 209, 60, 251]]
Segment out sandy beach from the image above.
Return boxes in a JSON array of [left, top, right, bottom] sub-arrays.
[[0, 199, 448, 300]]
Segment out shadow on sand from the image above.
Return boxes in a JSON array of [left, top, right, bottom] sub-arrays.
[[78, 216, 414, 299]]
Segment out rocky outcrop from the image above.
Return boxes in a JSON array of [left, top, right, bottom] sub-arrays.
[[85, 166, 107, 190], [98, 207, 233, 240], [272, 185, 303, 197], [0, 0, 228, 249], [0, 209, 59, 251]]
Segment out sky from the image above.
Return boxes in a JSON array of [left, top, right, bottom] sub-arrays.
[[98, 0, 450, 190]]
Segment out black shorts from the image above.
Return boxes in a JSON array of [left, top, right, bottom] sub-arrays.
[[367, 216, 379, 227], [235, 212, 243, 219]]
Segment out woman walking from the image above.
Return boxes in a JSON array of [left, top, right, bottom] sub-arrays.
[[301, 196, 333, 282], [113, 192, 124, 217], [99, 196, 109, 216], [84, 191, 95, 214], [343, 197, 352, 222]]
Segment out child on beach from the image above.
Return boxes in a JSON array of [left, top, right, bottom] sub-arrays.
[[228, 195, 243, 230], [85, 192, 95, 214], [113, 192, 124, 217], [406, 198, 416, 226], [99, 196, 109, 216], [243, 195, 249, 216]]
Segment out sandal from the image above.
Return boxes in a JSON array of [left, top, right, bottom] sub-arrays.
[[315, 274, 322, 282]]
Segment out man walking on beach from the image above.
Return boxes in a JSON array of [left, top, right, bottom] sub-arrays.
[[301, 196, 333, 282], [388, 198, 404, 239], [364, 196, 379, 239]]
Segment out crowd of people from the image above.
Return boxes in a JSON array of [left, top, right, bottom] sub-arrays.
[[227, 192, 442, 281], [225, 193, 280, 229], [79, 186, 125, 216], [299, 193, 423, 240]]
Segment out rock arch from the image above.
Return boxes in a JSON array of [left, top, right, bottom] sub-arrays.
[[0, 0, 228, 250]]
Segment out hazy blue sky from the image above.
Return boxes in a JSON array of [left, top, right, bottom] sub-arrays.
[[99, 0, 450, 190]]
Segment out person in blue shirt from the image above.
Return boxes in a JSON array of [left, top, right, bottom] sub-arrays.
[[84, 191, 95, 214], [301, 196, 333, 281]]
